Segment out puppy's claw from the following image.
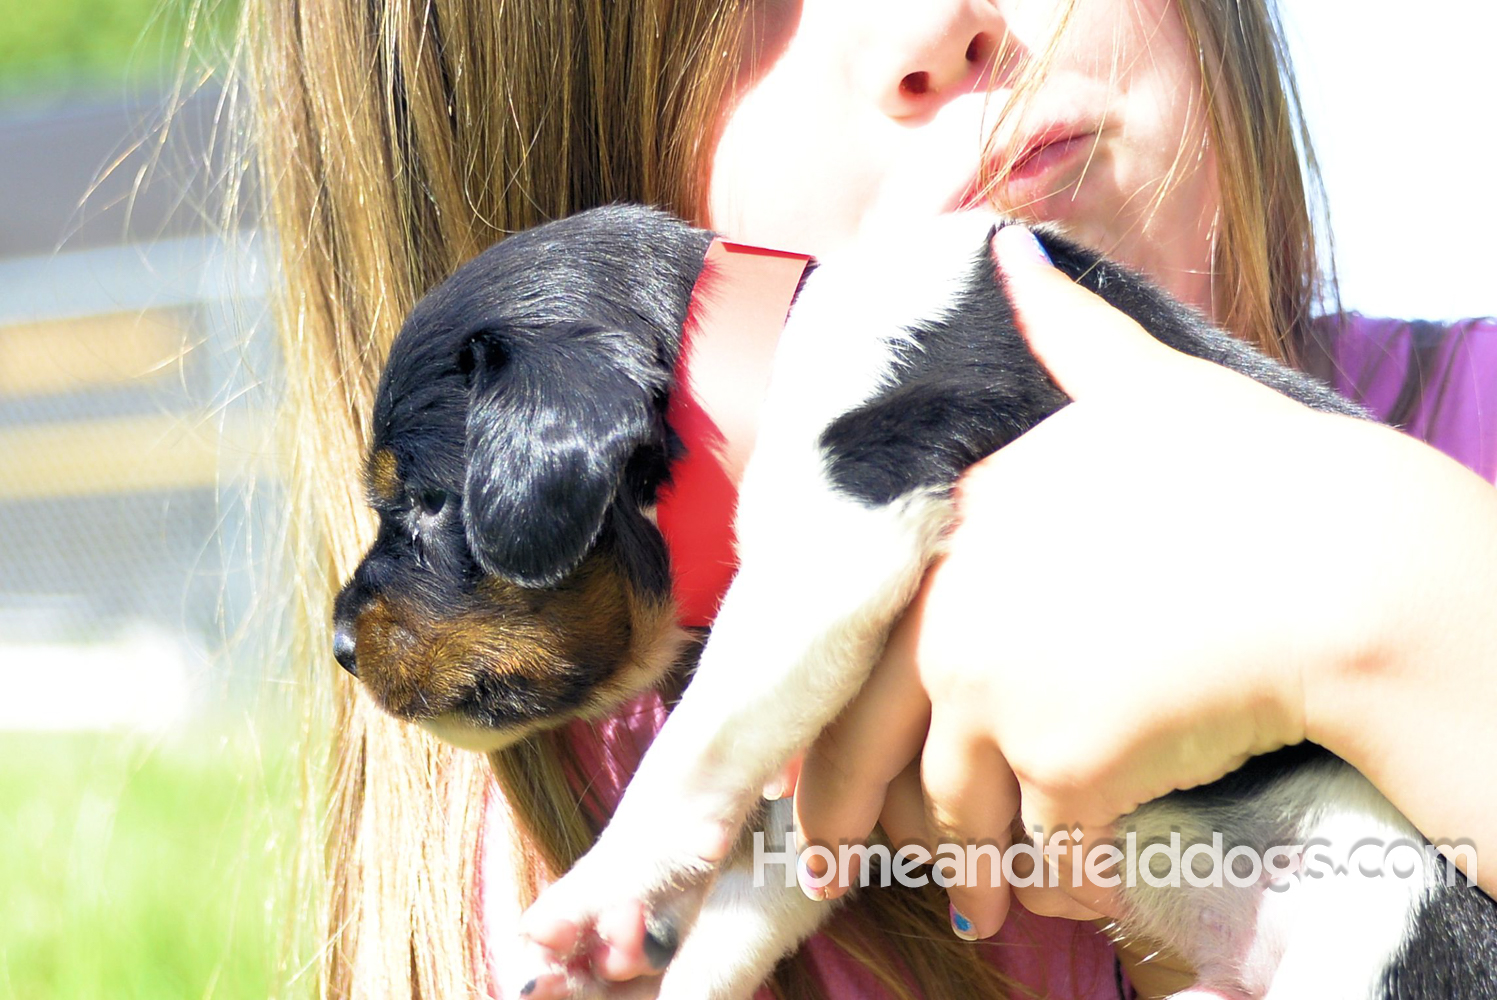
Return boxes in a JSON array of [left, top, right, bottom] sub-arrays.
[[512, 968, 568, 1000], [511, 939, 576, 1000], [641, 915, 679, 971], [592, 900, 659, 980]]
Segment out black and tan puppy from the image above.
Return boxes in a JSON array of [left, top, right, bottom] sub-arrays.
[[332, 210, 710, 749], [333, 205, 1497, 999]]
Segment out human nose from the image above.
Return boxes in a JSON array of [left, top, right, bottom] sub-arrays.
[[864, 0, 1010, 119]]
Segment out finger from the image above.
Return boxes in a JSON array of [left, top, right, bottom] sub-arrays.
[[1014, 740, 1258, 867], [919, 715, 1019, 940], [1009, 743, 1124, 843], [990, 224, 1188, 401], [814, 761, 930, 903], [877, 759, 933, 849], [762, 753, 802, 801], [1008, 801, 1128, 920], [801, 760, 934, 906], [794, 604, 932, 898], [1010, 882, 1107, 921], [1004, 821, 1115, 922]]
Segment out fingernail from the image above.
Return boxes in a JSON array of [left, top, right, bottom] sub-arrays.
[[799, 851, 830, 901], [519, 980, 537, 997], [996, 224, 1052, 266], [762, 776, 787, 800], [950, 903, 980, 941]]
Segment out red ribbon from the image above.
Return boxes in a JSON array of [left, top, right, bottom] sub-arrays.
[[654, 239, 813, 628]]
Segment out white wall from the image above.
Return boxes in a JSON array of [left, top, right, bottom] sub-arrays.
[[1280, 2, 1497, 321]]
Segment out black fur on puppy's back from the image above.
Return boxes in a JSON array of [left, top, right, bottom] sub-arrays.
[[820, 226, 1364, 507], [1383, 869, 1497, 997]]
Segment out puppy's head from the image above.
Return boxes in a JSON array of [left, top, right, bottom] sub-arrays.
[[332, 208, 709, 751]]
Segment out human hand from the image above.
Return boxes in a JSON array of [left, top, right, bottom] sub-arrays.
[[789, 224, 1436, 939]]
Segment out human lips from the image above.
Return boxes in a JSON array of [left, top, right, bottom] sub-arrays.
[[1009, 127, 1096, 181], [955, 123, 1099, 212]]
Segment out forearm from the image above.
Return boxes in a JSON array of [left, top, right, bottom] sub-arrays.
[[1304, 429, 1497, 897]]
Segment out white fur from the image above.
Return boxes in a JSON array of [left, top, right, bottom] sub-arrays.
[[1118, 757, 1430, 999], [421, 713, 526, 751], [655, 801, 831, 1000]]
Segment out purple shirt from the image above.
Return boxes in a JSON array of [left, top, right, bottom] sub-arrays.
[[483, 315, 1497, 999], [1312, 313, 1497, 484]]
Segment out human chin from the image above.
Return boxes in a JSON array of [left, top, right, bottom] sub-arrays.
[[1056, 166, 1218, 312]]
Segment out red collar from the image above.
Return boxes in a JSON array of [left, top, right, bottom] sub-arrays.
[[654, 238, 813, 627]]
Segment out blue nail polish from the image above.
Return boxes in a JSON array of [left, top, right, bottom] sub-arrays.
[[520, 980, 537, 997], [1018, 226, 1053, 265], [996, 222, 1053, 267], [950, 904, 978, 940]]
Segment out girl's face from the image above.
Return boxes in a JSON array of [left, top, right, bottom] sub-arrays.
[[707, 0, 1221, 313]]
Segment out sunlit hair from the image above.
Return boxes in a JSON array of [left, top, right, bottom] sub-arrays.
[[233, 0, 1332, 996], [979, 0, 1330, 365], [1179, 0, 1331, 364]]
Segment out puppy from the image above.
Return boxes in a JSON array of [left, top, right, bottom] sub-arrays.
[[333, 205, 1497, 999]]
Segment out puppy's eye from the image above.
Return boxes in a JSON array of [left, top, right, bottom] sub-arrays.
[[417, 489, 449, 516]]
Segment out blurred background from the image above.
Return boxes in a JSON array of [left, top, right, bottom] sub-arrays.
[[0, 2, 1490, 999], [0, 3, 297, 999]]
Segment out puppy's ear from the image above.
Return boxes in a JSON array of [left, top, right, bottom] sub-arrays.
[[462, 324, 668, 588]]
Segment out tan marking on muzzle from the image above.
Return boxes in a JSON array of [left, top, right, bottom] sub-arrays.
[[349, 553, 690, 740]]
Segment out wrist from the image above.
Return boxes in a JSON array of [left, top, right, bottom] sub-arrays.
[[1304, 430, 1497, 753], [1297, 429, 1497, 890]]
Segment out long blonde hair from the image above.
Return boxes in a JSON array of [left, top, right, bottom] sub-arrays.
[[238, 0, 1329, 996]]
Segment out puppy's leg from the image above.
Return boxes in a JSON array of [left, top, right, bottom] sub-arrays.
[[514, 484, 954, 999], [518, 803, 835, 1000], [653, 869, 830, 1000], [653, 800, 832, 1000]]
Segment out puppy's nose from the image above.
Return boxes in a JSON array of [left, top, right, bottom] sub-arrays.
[[332, 625, 359, 676]]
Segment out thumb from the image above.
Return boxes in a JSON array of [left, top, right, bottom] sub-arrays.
[[991, 225, 1188, 401]]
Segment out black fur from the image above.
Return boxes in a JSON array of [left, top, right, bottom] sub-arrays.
[[462, 321, 671, 587], [821, 229, 1359, 506], [1384, 865, 1497, 996], [375, 207, 713, 589]]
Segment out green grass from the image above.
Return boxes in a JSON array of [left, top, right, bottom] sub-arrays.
[[0, 0, 241, 97], [0, 728, 300, 1000]]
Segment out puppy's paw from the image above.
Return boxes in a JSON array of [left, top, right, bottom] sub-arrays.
[[511, 962, 662, 1000], [517, 847, 720, 995], [505, 940, 585, 1000], [507, 937, 665, 1000]]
